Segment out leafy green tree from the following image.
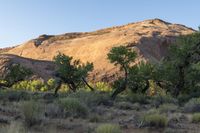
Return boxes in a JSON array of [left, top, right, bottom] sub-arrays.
[[158, 32, 200, 97], [128, 61, 156, 94], [0, 63, 32, 88], [53, 53, 94, 95], [107, 46, 137, 99]]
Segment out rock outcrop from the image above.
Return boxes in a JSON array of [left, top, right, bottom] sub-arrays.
[[0, 19, 195, 81]]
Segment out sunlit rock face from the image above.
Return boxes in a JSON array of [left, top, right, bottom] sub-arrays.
[[1, 19, 195, 81]]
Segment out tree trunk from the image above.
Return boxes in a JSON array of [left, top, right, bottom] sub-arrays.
[[142, 79, 150, 93], [54, 80, 62, 96], [82, 77, 94, 91], [69, 81, 77, 92], [111, 66, 128, 100], [174, 66, 185, 97]]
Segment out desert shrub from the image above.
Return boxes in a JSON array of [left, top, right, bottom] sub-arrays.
[[57, 97, 88, 118], [47, 78, 56, 90], [1, 122, 26, 133], [85, 82, 112, 92], [0, 90, 8, 100], [142, 114, 168, 128], [7, 91, 31, 101], [12, 80, 48, 92], [158, 103, 178, 113], [146, 108, 160, 114], [184, 98, 200, 113], [178, 92, 200, 104], [95, 124, 121, 133], [89, 114, 101, 123], [95, 82, 112, 92], [20, 101, 43, 127], [192, 113, 200, 123], [163, 128, 177, 133], [59, 84, 70, 92], [127, 93, 149, 104], [0, 90, 31, 101], [0, 79, 7, 85], [44, 103, 62, 118], [151, 95, 178, 107], [115, 102, 134, 110], [68, 90, 110, 107]]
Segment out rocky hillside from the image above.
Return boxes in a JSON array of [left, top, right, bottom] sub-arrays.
[[0, 19, 195, 81]]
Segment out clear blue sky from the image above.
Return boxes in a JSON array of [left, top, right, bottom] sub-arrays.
[[0, 0, 199, 48]]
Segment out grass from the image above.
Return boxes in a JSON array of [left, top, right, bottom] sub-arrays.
[[192, 113, 200, 123], [95, 124, 122, 133], [57, 97, 88, 118], [142, 114, 168, 128]]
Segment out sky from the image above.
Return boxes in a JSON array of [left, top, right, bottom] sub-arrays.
[[0, 0, 199, 48]]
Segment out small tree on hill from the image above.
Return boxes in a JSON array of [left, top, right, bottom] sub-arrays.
[[0, 63, 32, 88], [107, 46, 137, 99], [53, 53, 94, 95]]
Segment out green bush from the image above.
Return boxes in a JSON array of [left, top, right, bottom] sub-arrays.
[[47, 78, 56, 90], [192, 113, 200, 123], [95, 124, 121, 133], [20, 101, 43, 127], [12, 80, 48, 92], [184, 98, 200, 113], [57, 97, 88, 118], [142, 114, 168, 128], [85, 82, 112, 92]]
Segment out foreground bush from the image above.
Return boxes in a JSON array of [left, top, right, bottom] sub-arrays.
[[95, 124, 121, 133], [184, 98, 200, 112], [20, 101, 43, 127], [192, 113, 200, 123], [142, 114, 168, 128], [57, 97, 88, 118]]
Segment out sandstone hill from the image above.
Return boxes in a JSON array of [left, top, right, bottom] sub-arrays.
[[0, 19, 195, 81]]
